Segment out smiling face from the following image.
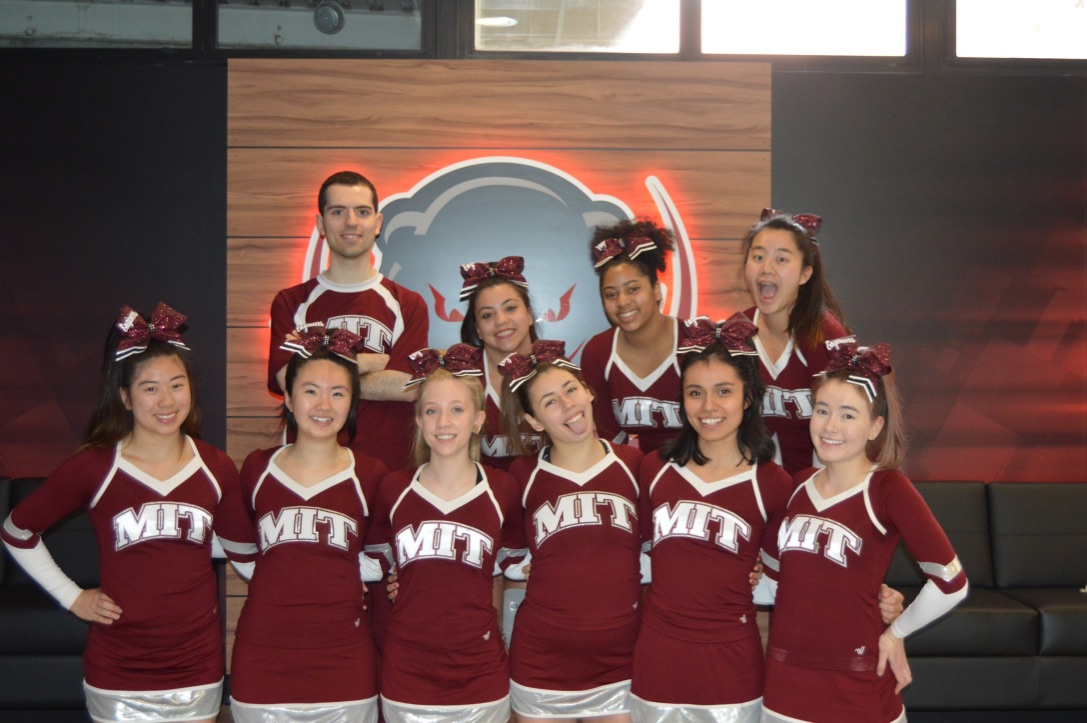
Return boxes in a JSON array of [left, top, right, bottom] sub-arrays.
[[316, 183, 384, 264], [522, 367, 595, 447], [682, 357, 747, 450], [120, 355, 192, 442], [600, 261, 662, 334], [810, 378, 885, 470], [285, 358, 355, 442], [416, 376, 486, 461], [744, 227, 813, 321], [472, 281, 536, 357]]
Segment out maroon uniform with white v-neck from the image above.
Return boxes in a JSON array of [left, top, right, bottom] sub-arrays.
[[581, 320, 683, 452], [226, 445, 384, 705], [632, 454, 790, 708], [507, 442, 644, 691], [365, 464, 525, 706], [762, 468, 967, 723], [1, 439, 239, 691]]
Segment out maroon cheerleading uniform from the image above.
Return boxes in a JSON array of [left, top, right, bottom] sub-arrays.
[[580, 320, 683, 453], [745, 308, 847, 474], [632, 454, 791, 712], [507, 442, 644, 698], [1, 439, 240, 692], [220, 446, 384, 707], [762, 469, 968, 723], [365, 464, 526, 708], [269, 272, 429, 472]]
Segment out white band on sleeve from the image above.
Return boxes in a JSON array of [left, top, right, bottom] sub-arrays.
[[359, 552, 384, 583], [3, 538, 84, 611], [891, 578, 970, 638]]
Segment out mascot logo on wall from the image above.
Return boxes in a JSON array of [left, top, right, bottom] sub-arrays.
[[304, 157, 699, 358]]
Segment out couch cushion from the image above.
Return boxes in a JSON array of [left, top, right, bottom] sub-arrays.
[[1002, 589, 1087, 655], [1039, 656, 1087, 709], [903, 587, 1037, 656], [989, 482, 1087, 589], [903, 657, 1038, 710], [0, 586, 90, 654], [0, 655, 86, 708], [885, 481, 993, 589]]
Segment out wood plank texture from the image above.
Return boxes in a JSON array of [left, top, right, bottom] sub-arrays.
[[227, 149, 770, 242], [229, 60, 770, 151]]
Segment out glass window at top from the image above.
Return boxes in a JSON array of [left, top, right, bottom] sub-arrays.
[[219, 0, 422, 51], [0, 0, 193, 48], [702, 0, 907, 57], [475, 0, 681, 53], [957, 0, 1087, 60]]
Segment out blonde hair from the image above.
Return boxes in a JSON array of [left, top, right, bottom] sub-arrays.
[[410, 368, 487, 468], [812, 369, 906, 472]]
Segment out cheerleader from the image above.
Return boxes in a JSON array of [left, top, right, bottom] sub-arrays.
[[1, 303, 241, 723], [631, 314, 792, 723], [743, 209, 850, 474], [581, 219, 682, 452], [459, 256, 544, 468], [365, 345, 526, 723], [500, 341, 644, 723], [222, 325, 385, 723], [762, 341, 969, 723]]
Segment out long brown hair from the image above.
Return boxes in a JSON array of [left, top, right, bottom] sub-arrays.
[[743, 215, 848, 349]]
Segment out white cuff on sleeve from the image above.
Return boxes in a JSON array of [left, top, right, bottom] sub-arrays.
[[3, 539, 84, 611]]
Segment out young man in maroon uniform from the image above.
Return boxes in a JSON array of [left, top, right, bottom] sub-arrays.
[[267, 171, 429, 473]]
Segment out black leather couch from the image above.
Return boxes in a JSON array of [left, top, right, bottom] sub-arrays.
[[0, 477, 95, 721], [887, 481, 1087, 718]]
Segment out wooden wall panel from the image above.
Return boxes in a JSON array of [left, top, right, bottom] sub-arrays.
[[228, 149, 770, 244], [229, 60, 770, 151], [226, 58, 771, 655]]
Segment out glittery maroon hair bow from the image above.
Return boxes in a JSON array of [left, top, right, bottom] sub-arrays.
[[459, 256, 528, 302], [821, 337, 892, 402], [591, 235, 656, 269], [498, 340, 580, 392], [280, 323, 362, 364], [677, 313, 759, 356], [761, 207, 823, 238], [404, 344, 484, 388], [114, 302, 190, 360]]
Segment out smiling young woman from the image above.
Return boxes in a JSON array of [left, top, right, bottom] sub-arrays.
[[581, 219, 683, 453]]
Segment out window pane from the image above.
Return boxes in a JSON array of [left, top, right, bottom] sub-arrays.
[[957, 0, 1087, 60], [702, 0, 907, 56], [0, 0, 192, 48], [219, 0, 421, 51], [475, 0, 680, 53]]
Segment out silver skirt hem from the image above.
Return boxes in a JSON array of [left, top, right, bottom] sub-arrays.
[[229, 694, 378, 723], [630, 693, 761, 723], [381, 694, 510, 723], [510, 679, 630, 717], [84, 678, 222, 722]]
